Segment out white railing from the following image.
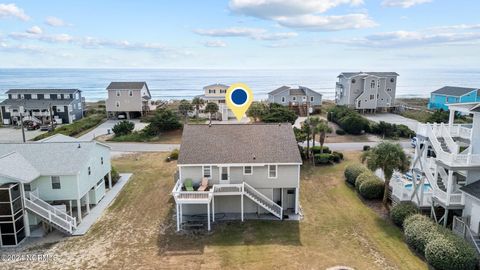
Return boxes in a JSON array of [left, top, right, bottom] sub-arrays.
[[418, 123, 472, 140], [25, 190, 77, 234], [453, 216, 480, 255], [390, 177, 432, 207], [243, 182, 282, 219], [213, 184, 243, 194], [437, 166, 449, 189], [440, 123, 459, 154]]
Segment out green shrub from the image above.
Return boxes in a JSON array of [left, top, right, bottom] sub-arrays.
[[355, 171, 375, 191], [344, 164, 368, 185], [339, 114, 369, 135], [262, 105, 298, 124], [314, 153, 332, 165], [425, 235, 477, 270], [363, 145, 371, 151], [112, 120, 135, 136], [335, 129, 346, 135], [111, 166, 120, 185], [311, 146, 331, 154], [331, 152, 342, 163], [33, 114, 105, 141], [144, 108, 182, 136], [332, 151, 343, 160], [169, 149, 179, 160], [404, 214, 440, 254], [358, 178, 384, 200], [390, 202, 418, 227]]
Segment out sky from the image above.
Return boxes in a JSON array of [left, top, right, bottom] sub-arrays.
[[0, 0, 479, 69]]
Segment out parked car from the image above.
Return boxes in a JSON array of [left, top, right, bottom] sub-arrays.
[[40, 125, 53, 131], [24, 120, 40, 130]]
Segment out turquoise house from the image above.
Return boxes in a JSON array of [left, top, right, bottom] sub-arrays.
[[428, 86, 480, 111]]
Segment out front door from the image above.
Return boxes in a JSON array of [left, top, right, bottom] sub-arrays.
[[219, 166, 230, 184]]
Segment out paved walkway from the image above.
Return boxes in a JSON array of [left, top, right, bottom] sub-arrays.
[[73, 173, 132, 235], [364, 113, 420, 132], [78, 120, 148, 141]]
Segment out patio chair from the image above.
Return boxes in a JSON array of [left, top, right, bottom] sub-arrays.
[[197, 178, 209, 192], [184, 178, 194, 191]]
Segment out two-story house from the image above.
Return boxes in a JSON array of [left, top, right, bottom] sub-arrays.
[[0, 134, 112, 247], [428, 86, 480, 111], [105, 82, 152, 119], [195, 83, 235, 121], [390, 102, 480, 254], [335, 72, 399, 112], [0, 89, 83, 125], [268, 86, 323, 115], [172, 124, 302, 231]]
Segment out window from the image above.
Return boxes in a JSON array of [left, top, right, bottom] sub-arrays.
[[268, 165, 277, 179], [116, 101, 120, 108], [370, 95, 374, 100], [32, 94, 37, 100], [203, 166, 212, 178], [51, 176, 61, 189], [292, 96, 297, 101], [88, 167, 91, 175], [220, 89, 226, 94], [208, 89, 215, 94], [302, 96, 307, 101], [310, 96, 314, 102], [129, 90, 133, 96], [387, 88, 392, 92], [370, 80, 375, 89], [390, 78, 395, 83], [244, 166, 252, 175], [57, 94, 62, 99], [24, 184, 31, 192], [116, 90, 120, 97], [101, 157, 104, 165], [97, 179, 103, 187], [281, 96, 286, 103], [351, 79, 356, 84]]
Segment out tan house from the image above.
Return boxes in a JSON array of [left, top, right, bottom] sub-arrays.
[[105, 82, 151, 119], [196, 83, 235, 121]]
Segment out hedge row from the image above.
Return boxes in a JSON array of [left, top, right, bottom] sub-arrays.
[[314, 151, 344, 165], [344, 165, 384, 200], [344, 164, 369, 185], [403, 214, 477, 270], [390, 202, 418, 227]]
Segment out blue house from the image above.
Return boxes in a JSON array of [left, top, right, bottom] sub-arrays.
[[428, 86, 480, 111]]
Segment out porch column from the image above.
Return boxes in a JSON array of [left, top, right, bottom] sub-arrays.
[[446, 170, 454, 204], [108, 172, 112, 189], [77, 199, 82, 223], [69, 200, 73, 216], [179, 204, 183, 224], [295, 188, 299, 214], [280, 188, 283, 207], [448, 109, 455, 129], [176, 204, 180, 231], [212, 196, 215, 222], [443, 208, 449, 227], [241, 194, 244, 222], [207, 202, 211, 231], [24, 211, 30, 237], [85, 193, 90, 214]]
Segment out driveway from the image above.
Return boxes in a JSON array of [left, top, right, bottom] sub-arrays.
[[78, 120, 148, 141], [364, 113, 420, 132], [0, 127, 46, 142]]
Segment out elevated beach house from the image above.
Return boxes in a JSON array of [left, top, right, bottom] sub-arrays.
[[427, 86, 480, 111], [335, 72, 398, 112], [0, 89, 83, 126], [105, 81, 152, 119], [0, 134, 112, 247], [172, 124, 302, 231], [390, 102, 480, 254], [195, 83, 235, 121], [268, 85, 322, 107]]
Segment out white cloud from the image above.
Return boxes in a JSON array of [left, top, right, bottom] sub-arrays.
[[276, 14, 376, 31], [203, 40, 227, 47], [0, 3, 29, 21], [26, 26, 43, 35], [228, 0, 373, 31], [229, 0, 363, 18], [9, 32, 74, 43], [0, 43, 46, 53], [381, 0, 432, 8], [194, 27, 297, 40], [45, 16, 69, 27]]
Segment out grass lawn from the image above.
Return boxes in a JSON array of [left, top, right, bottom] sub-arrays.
[[9, 152, 426, 270]]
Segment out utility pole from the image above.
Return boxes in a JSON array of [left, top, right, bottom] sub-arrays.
[[49, 103, 55, 131], [20, 109, 26, 143]]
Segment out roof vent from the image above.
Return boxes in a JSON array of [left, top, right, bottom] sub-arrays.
[[78, 144, 81, 149]]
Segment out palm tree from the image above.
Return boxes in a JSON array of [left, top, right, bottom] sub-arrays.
[[204, 102, 219, 124], [301, 121, 311, 160], [178, 99, 193, 123], [191, 97, 205, 118], [315, 120, 333, 154], [361, 142, 410, 211], [308, 117, 321, 152]]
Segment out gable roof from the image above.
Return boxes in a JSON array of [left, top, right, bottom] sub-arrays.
[[0, 137, 110, 180], [178, 124, 302, 165], [460, 181, 480, 200], [0, 98, 75, 108], [107, 81, 151, 98], [203, 83, 229, 89], [338, 72, 399, 78], [432, 86, 478, 97], [268, 86, 290, 95], [0, 152, 40, 183], [6, 89, 80, 94], [269, 86, 321, 97]]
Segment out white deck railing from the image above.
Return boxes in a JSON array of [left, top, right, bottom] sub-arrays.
[[453, 216, 480, 255], [390, 178, 432, 207]]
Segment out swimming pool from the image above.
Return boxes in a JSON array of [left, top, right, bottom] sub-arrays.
[[404, 183, 432, 192]]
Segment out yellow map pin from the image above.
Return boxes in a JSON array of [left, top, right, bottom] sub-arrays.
[[226, 83, 254, 121]]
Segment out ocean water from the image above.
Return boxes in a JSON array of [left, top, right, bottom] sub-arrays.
[[1, 68, 479, 102]]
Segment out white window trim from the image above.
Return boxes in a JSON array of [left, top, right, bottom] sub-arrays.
[[202, 165, 212, 179], [268, 165, 278, 179], [116, 90, 121, 97], [243, 166, 253, 175], [281, 96, 286, 103], [310, 96, 314, 102], [292, 96, 297, 101], [51, 176, 61, 189]]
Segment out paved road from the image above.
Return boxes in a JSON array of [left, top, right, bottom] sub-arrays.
[[0, 127, 46, 142], [364, 113, 420, 132], [78, 120, 148, 140]]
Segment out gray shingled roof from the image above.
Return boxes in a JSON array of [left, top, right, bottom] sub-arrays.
[[0, 139, 109, 179], [338, 72, 399, 78], [289, 88, 306, 96], [268, 86, 290, 95], [460, 181, 480, 200], [0, 98, 75, 108], [178, 124, 302, 165], [106, 82, 147, 90], [432, 86, 478, 97], [269, 86, 320, 97], [0, 152, 40, 183], [6, 89, 80, 94], [203, 83, 229, 89]]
